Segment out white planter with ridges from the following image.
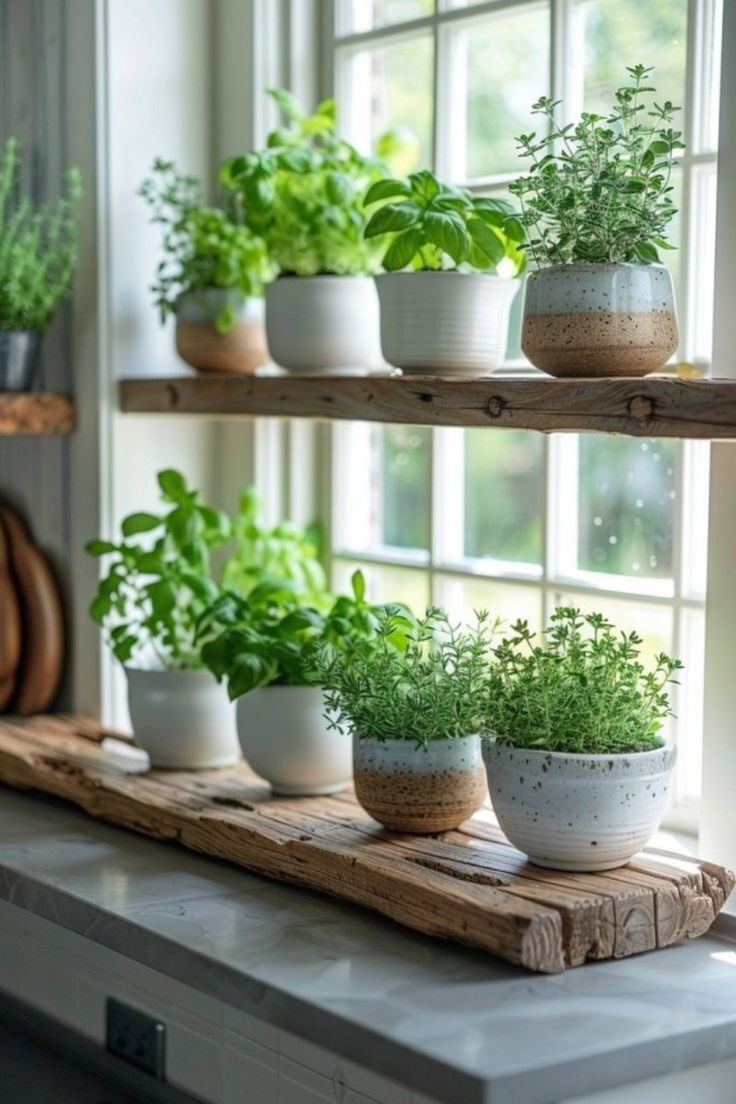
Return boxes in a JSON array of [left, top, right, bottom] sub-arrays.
[[375, 271, 519, 375], [125, 667, 240, 770], [482, 741, 677, 871], [265, 275, 382, 374], [237, 685, 352, 795]]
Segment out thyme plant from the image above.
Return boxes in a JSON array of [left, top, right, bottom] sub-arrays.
[[139, 159, 274, 333], [485, 607, 682, 755], [321, 608, 496, 747], [0, 138, 81, 331], [509, 65, 684, 266]]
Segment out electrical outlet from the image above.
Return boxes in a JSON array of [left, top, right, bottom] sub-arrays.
[[106, 997, 166, 1079]]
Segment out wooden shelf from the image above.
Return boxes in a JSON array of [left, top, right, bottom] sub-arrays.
[[0, 393, 74, 436], [119, 374, 736, 440]]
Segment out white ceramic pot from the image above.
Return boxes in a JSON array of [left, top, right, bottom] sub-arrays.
[[521, 263, 678, 377], [353, 734, 487, 833], [265, 275, 382, 374], [482, 741, 677, 871], [175, 288, 269, 375], [125, 667, 240, 770], [236, 685, 352, 795], [375, 271, 519, 376]]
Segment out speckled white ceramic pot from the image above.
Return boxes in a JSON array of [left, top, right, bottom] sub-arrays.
[[125, 667, 240, 770], [521, 263, 678, 377], [482, 740, 677, 871], [375, 271, 519, 375], [266, 276, 382, 374], [175, 288, 269, 375], [237, 686, 352, 795], [353, 734, 487, 833]]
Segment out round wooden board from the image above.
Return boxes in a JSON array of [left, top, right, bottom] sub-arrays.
[[0, 506, 64, 715], [0, 523, 21, 710]]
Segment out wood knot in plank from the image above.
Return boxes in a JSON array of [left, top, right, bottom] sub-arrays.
[[487, 396, 505, 419], [628, 395, 655, 424]]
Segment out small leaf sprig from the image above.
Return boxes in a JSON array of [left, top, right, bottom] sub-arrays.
[[509, 64, 684, 267], [364, 168, 525, 275], [320, 607, 498, 747], [86, 470, 232, 668], [485, 606, 682, 755]]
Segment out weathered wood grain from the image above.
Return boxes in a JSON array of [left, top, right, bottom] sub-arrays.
[[0, 394, 74, 435], [0, 715, 731, 974], [119, 375, 736, 439]]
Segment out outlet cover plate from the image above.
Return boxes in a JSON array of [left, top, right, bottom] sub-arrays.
[[106, 997, 166, 1079]]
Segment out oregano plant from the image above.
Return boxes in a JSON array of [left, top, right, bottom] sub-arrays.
[[484, 607, 682, 755], [509, 64, 684, 266]]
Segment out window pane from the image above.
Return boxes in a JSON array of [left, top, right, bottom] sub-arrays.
[[691, 166, 718, 362], [576, 0, 687, 116], [676, 608, 704, 802], [464, 431, 544, 565], [446, 5, 550, 179], [337, 35, 434, 167], [578, 436, 677, 579], [434, 574, 542, 632], [383, 425, 431, 550], [333, 559, 430, 613], [337, 0, 434, 34]]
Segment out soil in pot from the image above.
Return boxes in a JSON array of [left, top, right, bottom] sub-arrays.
[[482, 740, 677, 871], [521, 263, 678, 377], [353, 734, 486, 833], [175, 289, 269, 375]]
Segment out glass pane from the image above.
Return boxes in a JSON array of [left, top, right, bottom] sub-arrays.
[[576, 0, 687, 116], [434, 574, 542, 632], [338, 35, 434, 168], [675, 608, 704, 802], [450, 5, 550, 179], [578, 436, 677, 579], [332, 559, 430, 614], [383, 425, 431, 550], [464, 431, 544, 565], [338, 0, 434, 34], [691, 166, 718, 362]]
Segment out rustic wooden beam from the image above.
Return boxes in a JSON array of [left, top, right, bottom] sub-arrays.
[[118, 375, 736, 439], [0, 394, 74, 436], [0, 715, 731, 973]]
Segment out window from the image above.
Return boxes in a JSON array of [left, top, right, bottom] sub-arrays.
[[326, 0, 722, 826]]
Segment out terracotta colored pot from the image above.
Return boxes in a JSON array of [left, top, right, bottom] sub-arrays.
[[353, 734, 486, 834], [175, 289, 269, 375], [521, 263, 678, 377]]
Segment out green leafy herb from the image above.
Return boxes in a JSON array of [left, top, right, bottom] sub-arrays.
[[86, 470, 232, 669], [509, 64, 684, 266], [200, 570, 394, 699], [138, 159, 274, 331], [219, 89, 402, 277], [0, 137, 81, 332], [364, 169, 525, 275], [320, 608, 497, 746], [220, 486, 329, 609], [484, 607, 682, 755]]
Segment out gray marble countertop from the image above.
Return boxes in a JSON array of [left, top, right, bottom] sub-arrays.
[[2, 786, 736, 1104]]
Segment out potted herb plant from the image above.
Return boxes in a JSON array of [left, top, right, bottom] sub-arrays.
[[510, 64, 682, 377], [321, 608, 492, 832], [200, 571, 386, 795], [0, 138, 81, 391], [363, 169, 525, 375], [86, 469, 240, 770], [139, 159, 274, 375], [481, 608, 681, 871], [219, 89, 388, 374]]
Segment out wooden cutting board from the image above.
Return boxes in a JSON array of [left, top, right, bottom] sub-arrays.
[[0, 523, 21, 711], [0, 715, 732, 974]]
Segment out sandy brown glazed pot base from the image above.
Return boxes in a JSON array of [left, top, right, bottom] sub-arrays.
[[522, 310, 678, 377], [175, 319, 269, 375], [353, 735, 486, 834]]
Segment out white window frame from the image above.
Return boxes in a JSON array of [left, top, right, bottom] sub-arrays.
[[317, 0, 723, 832]]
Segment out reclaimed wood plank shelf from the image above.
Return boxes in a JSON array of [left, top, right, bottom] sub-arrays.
[[0, 714, 732, 974], [119, 374, 736, 439], [0, 393, 74, 435]]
